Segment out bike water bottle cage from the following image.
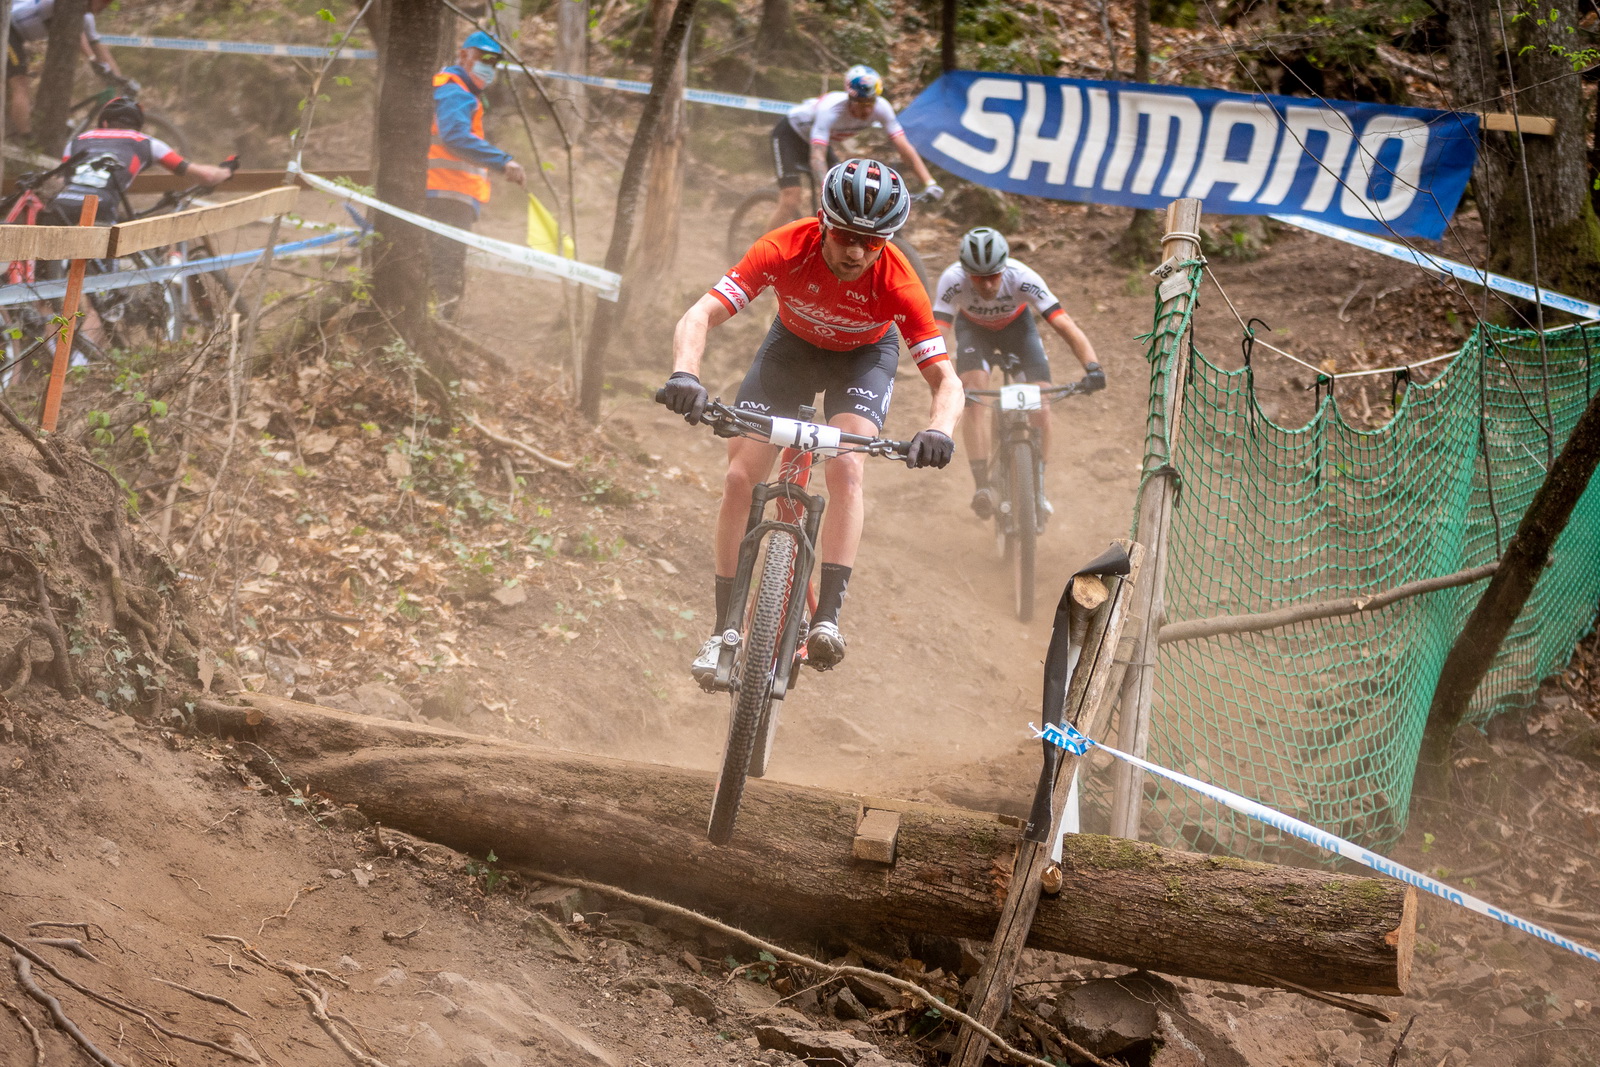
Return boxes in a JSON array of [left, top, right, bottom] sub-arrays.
[[844, 65, 882, 100], [819, 158, 910, 236], [959, 227, 1009, 275]]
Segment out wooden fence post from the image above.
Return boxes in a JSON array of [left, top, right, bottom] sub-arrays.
[[39, 194, 96, 434], [948, 542, 1145, 1067], [1108, 198, 1202, 840]]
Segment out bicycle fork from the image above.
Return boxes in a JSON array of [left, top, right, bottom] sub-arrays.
[[710, 480, 824, 698]]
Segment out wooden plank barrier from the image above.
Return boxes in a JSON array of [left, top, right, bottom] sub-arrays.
[[107, 186, 299, 256], [0, 223, 112, 261]]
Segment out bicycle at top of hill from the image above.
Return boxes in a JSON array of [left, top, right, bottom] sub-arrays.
[[725, 173, 935, 296], [964, 357, 1085, 623], [653, 393, 910, 846]]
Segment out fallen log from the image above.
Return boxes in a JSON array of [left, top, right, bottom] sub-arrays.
[[199, 696, 1414, 995]]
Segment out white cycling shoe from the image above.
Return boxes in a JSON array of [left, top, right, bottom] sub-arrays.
[[690, 634, 722, 691], [805, 620, 846, 671]]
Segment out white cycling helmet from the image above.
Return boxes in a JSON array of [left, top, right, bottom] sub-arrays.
[[959, 227, 1009, 275]]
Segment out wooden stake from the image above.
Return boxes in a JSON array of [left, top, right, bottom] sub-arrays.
[[949, 543, 1146, 1067], [40, 193, 96, 434], [1109, 198, 1202, 840]]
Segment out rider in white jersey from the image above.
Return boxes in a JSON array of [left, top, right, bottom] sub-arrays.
[[765, 65, 941, 231], [933, 227, 1104, 519]]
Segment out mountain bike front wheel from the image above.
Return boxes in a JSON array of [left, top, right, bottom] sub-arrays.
[[708, 530, 797, 845], [1008, 439, 1038, 622]]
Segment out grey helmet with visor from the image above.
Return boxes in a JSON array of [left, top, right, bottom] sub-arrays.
[[819, 158, 911, 237]]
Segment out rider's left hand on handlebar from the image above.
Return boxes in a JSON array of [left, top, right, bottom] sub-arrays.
[[923, 183, 945, 201], [661, 371, 709, 424], [1081, 362, 1106, 393], [905, 429, 955, 469], [220, 155, 240, 174]]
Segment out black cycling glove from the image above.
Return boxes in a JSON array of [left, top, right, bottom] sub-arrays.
[[1081, 361, 1106, 393], [661, 371, 709, 424], [905, 429, 955, 469]]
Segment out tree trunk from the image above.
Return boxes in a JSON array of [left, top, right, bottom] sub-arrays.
[[555, 0, 589, 131], [31, 0, 87, 155], [633, 0, 688, 295], [754, 0, 791, 61], [1485, 0, 1600, 309], [578, 0, 698, 421], [355, 0, 387, 55], [941, 0, 957, 72], [1442, 0, 1509, 237], [1417, 377, 1600, 794], [369, 0, 442, 351], [201, 695, 1417, 996], [1108, 0, 1157, 267]]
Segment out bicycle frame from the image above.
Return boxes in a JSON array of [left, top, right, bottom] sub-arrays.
[[712, 441, 824, 702]]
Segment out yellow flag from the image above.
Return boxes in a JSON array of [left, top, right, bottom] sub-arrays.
[[527, 194, 575, 258]]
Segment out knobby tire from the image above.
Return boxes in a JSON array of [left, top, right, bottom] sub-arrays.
[[1009, 440, 1037, 622], [708, 531, 796, 845]]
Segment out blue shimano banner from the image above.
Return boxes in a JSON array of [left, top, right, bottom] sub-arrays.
[[899, 72, 1479, 240]]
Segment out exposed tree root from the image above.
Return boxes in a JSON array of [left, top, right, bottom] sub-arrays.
[[152, 977, 252, 1017], [28, 938, 100, 962], [0, 993, 47, 1067], [11, 953, 122, 1067], [204, 934, 382, 1067], [0, 929, 255, 1062], [0, 397, 68, 477], [522, 870, 1062, 1067]]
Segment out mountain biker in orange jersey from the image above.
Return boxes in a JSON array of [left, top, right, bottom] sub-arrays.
[[933, 227, 1104, 520], [6, 0, 124, 142], [765, 65, 942, 232], [663, 159, 963, 682]]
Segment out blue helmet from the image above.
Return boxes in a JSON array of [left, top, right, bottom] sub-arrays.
[[463, 30, 503, 56], [844, 65, 882, 101]]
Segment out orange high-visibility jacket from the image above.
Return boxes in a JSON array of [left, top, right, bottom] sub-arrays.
[[428, 70, 493, 206]]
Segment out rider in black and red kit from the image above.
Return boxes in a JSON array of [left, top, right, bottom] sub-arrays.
[[53, 98, 235, 224]]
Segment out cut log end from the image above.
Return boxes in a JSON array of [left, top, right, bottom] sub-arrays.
[[1070, 575, 1109, 611]]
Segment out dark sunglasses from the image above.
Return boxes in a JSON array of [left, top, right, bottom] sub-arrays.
[[825, 226, 887, 252]]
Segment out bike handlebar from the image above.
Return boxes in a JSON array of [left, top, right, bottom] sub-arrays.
[[963, 380, 1085, 405], [654, 392, 911, 457]]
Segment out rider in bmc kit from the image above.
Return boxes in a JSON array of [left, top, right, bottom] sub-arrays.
[[933, 227, 1105, 520], [765, 65, 942, 232], [663, 159, 963, 682]]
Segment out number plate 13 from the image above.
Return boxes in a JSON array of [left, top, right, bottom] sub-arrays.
[[768, 418, 842, 451]]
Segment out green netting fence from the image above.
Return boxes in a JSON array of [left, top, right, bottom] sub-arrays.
[[1103, 258, 1600, 860]]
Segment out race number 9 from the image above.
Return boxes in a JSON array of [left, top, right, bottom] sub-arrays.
[[768, 418, 842, 451], [1000, 384, 1043, 411]]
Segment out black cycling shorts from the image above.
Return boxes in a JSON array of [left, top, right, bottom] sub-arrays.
[[769, 119, 837, 190], [953, 313, 1052, 382], [736, 317, 899, 429]]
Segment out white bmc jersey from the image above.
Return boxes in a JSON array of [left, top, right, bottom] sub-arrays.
[[10, 0, 99, 43], [932, 259, 1063, 330], [786, 92, 902, 146]]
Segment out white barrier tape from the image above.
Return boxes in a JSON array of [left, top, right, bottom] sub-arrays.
[[291, 164, 620, 300], [100, 33, 376, 60], [525, 68, 793, 115], [1271, 214, 1600, 322], [99, 32, 795, 116], [0, 228, 357, 308], [1031, 720, 1600, 964]]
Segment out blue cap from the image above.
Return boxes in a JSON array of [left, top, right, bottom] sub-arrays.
[[463, 30, 503, 56]]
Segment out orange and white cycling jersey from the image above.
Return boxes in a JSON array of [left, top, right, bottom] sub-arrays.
[[709, 218, 948, 369]]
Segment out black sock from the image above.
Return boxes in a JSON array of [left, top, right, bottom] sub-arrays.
[[970, 459, 988, 489], [814, 564, 852, 627], [714, 574, 734, 631]]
